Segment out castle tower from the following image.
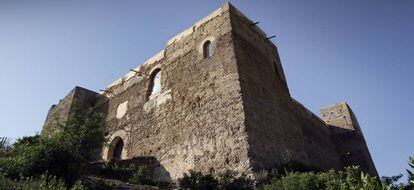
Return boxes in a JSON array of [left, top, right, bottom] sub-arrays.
[[42, 86, 105, 137], [321, 103, 378, 176]]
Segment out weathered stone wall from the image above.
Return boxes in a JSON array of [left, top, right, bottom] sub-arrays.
[[290, 99, 342, 170], [228, 5, 342, 172], [42, 86, 103, 137], [42, 2, 377, 182], [321, 103, 378, 176], [93, 4, 252, 181]]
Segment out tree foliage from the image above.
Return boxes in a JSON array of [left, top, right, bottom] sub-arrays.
[[0, 173, 87, 190], [0, 109, 106, 187], [177, 166, 405, 190], [178, 170, 253, 190], [258, 166, 400, 190], [408, 156, 414, 186], [0, 137, 10, 157], [381, 174, 405, 189]]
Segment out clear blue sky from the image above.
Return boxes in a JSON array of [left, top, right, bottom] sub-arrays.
[[0, 0, 413, 179]]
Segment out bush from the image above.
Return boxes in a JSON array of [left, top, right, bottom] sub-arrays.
[[70, 181, 88, 190], [0, 109, 106, 186], [128, 164, 146, 184], [177, 166, 403, 190], [0, 173, 87, 190], [216, 170, 253, 190], [258, 166, 393, 190], [178, 170, 219, 190], [99, 161, 147, 184], [178, 170, 253, 190]]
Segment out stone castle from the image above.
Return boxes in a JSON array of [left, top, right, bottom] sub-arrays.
[[42, 3, 377, 181]]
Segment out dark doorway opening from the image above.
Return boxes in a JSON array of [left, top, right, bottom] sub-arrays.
[[113, 138, 124, 159]]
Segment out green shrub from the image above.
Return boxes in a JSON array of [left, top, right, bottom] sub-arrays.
[[97, 160, 160, 186], [0, 173, 87, 190], [258, 166, 393, 190], [0, 173, 14, 189], [216, 170, 253, 190], [178, 170, 218, 190], [178, 170, 253, 190], [0, 109, 106, 187], [70, 181, 88, 190], [381, 174, 405, 189], [100, 161, 144, 182], [128, 164, 146, 184]]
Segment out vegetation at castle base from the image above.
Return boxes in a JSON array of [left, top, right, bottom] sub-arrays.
[[178, 170, 253, 190], [92, 160, 164, 186], [0, 173, 86, 190], [0, 109, 106, 189], [100, 161, 147, 184], [0, 110, 413, 190], [177, 166, 413, 190], [257, 166, 404, 190]]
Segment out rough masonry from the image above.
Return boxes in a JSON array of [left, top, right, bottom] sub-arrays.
[[42, 3, 378, 182]]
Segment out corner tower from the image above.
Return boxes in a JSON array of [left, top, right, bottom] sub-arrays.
[[42, 86, 105, 137], [321, 103, 378, 176], [228, 3, 343, 173]]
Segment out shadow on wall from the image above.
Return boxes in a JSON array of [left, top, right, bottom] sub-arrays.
[[328, 126, 378, 177], [91, 94, 110, 160], [89, 95, 173, 182], [151, 158, 172, 183]]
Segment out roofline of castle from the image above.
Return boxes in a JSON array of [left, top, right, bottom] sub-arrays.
[[100, 2, 272, 96]]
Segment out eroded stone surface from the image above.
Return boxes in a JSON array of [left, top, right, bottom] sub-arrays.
[[42, 2, 378, 182], [116, 101, 128, 119]]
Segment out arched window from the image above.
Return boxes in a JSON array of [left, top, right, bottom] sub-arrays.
[[203, 40, 213, 58], [148, 68, 161, 99]]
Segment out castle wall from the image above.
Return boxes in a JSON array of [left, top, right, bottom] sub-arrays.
[[42, 86, 102, 137], [229, 5, 342, 172], [42, 3, 378, 181], [42, 89, 76, 137], [289, 99, 342, 170], [93, 4, 252, 181], [321, 103, 378, 176], [230, 6, 307, 170]]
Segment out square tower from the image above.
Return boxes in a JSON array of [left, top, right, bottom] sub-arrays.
[[321, 103, 378, 176]]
